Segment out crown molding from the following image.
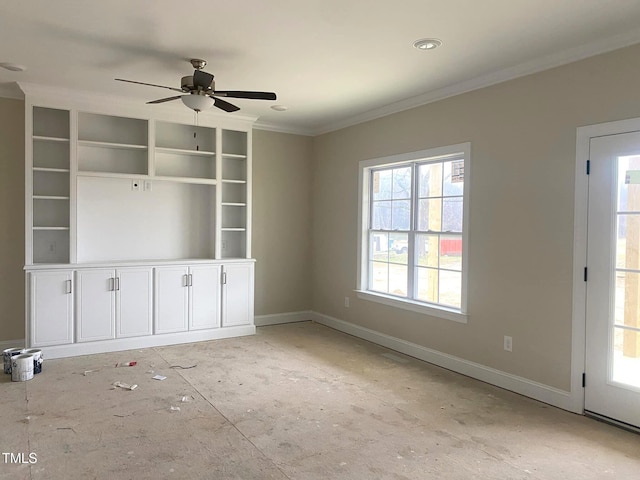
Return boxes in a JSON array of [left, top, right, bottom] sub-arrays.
[[252, 120, 314, 136], [311, 29, 640, 136]]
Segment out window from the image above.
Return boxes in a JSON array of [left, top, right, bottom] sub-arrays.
[[357, 143, 469, 322]]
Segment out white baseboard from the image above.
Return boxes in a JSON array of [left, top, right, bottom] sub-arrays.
[[0, 339, 26, 351], [255, 311, 313, 326], [310, 311, 580, 414]]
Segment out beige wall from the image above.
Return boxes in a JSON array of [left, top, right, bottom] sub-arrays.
[[252, 130, 313, 315], [0, 98, 25, 341], [311, 44, 640, 391]]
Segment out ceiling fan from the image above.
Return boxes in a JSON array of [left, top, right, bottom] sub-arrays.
[[115, 59, 277, 113]]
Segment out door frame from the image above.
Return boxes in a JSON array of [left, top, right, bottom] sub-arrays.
[[572, 116, 640, 415]]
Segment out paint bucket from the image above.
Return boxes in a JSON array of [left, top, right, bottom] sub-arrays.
[[11, 354, 34, 382], [23, 349, 43, 374], [3, 348, 23, 375]]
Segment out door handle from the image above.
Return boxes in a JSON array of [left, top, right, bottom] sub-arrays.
[[109, 278, 115, 291], [65, 279, 72, 294], [222, 272, 227, 285], [115, 277, 120, 291], [188, 274, 193, 287]]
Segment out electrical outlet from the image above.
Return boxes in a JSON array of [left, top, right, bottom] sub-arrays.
[[131, 180, 141, 191], [344, 297, 350, 308], [144, 180, 152, 192], [48, 241, 56, 253], [222, 239, 228, 251], [504, 335, 513, 352]]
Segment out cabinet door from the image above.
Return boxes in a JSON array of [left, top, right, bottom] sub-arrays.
[[221, 263, 254, 327], [116, 268, 153, 338], [154, 266, 189, 334], [76, 269, 115, 342], [29, 270, 74, 347], [189, 265, 221, 330]]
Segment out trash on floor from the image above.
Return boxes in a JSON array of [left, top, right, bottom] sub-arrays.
[[152, 374, 167, 381], [169, 364, 197, 369], [169, 406, 181, 412], [115, 361, 137, 367], [113, 381, 138, 391]]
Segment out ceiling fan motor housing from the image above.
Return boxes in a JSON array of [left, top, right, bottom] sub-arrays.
[[181, 75, 215, 92]]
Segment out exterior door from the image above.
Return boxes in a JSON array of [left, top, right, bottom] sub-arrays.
[[585, 131, 640, 429]]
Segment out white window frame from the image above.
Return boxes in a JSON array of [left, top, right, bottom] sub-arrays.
[[356, 143, 470, 323]]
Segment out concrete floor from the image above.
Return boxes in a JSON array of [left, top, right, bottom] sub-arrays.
[[1, 321, 639, 479]]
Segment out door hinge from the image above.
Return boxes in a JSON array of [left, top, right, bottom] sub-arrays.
[[586, 160, 590, 175], [582, 373, 586, 388], [584, 267, 588, 282]]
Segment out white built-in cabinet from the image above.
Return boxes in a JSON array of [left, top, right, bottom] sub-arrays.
[[76, 267, 153, 342], [154, 264, 222, 334], [23, 92, 256, 359], [29, 270, 74, 347]]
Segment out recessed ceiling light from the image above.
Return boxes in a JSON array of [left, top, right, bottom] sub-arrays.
[[270, 105, 288, 112], [0, 62, 27, 72], [413, 38, 442, 51]]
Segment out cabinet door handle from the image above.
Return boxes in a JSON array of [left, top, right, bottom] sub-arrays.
[[183, 274, 189, 287], [115, 277, 120, 291], [222, 272, 227, 285], [109, 278, 115, 291], [65, 280, 72, 294], [188, 274, 193, 287]]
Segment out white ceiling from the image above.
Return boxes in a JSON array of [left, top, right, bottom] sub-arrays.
[[2, 1, 640, 135]]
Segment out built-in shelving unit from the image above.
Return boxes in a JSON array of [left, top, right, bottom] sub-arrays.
[[23, 92, 255, 359], [26, 103, 252, 266], [220, 129, 249, 259], [31, 107, 71, 264]]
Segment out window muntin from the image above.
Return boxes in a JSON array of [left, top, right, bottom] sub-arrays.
[[362, 148, 467, 314]]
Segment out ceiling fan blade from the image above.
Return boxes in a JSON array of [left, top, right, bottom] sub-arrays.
[[146, 95, 183, 104], [115, 78, 184, 93], [193, 70, 214, 90], [212, 97, 240, 112], [214, 91, 277, 100]]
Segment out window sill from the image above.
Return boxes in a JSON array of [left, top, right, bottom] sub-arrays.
[[355, 290, 468, 324]]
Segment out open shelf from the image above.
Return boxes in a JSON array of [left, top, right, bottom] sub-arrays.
[[221, 230, 246, 259], [33, 229, 70, 264], [156, 121, 216, 152], [78, 140, 148, 150], [33, 170, 70, 197], [33, 107, 70, 139], [78, 143, 148, 175], [156, 147, 215, 156], [222, 130, 247, 157], [78, 112, 147, 146], [155, 150, 216, 179]]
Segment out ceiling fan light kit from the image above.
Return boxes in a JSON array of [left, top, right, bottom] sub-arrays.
[[115, 58, 277, 113]]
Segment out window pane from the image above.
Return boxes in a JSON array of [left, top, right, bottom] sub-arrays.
[[389, 264, 408, 297], [442, 198, 463, 232], [416, 267, 438, 303], [439, 270, 462, 308], [391, 200, 411, 230], [373, 170, 392, 201], [389, 232, 408, 264], [416, 234, 438, 268], [370, 262, 388, 293], [418, 198, 442, 231], [443, 160, 464, 196], [612, 328, 640, 388], [370, 232, 389, 262], [392, 167, 412, 200], [617, 214, 640, 270], [372, 201, 391, 229], [418, 163, 442, 198], [440, 235, 462, 271]]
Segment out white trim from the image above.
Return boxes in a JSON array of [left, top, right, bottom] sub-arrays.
[[0, 339, 26, 351], [252, 122, 314, 137], [572, 116, 640, 415], [355, 291, 467, 323], [254, 311, 313, 326], [34, 325, 255, 360], [311, 312, 577, 412], [357, 144, 471, 321]]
